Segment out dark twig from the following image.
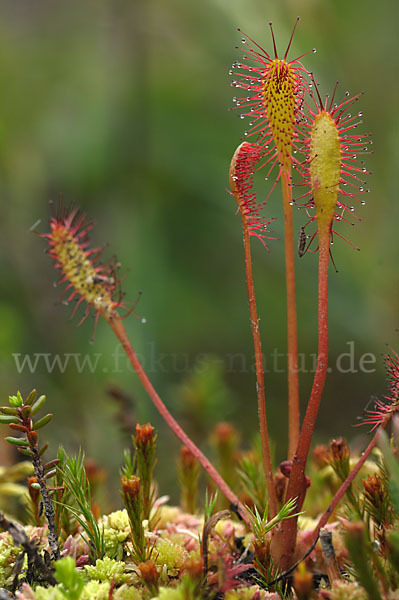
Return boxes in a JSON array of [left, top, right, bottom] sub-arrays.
[[0, 512, 57, 589], [202, 510, 230, 578], [30, 446, 60, 560]]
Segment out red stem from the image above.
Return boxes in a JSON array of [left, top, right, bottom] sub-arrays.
[[312, 427, 383, 540], [105, 314, 250, 525], [281, 168, 300, 460], [240, 212, 278, 518], [278, 229, 330, 568], [314, 415, 396, 543]]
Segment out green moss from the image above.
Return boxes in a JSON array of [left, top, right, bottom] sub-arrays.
[[80, 581, 110, 600], [154, 538, 186, 577], [225, 586, 273, 600], [155, 589, 186, 600], [0, 532, 21, 587], [154, 577, 200, 600], [29, 586, 65, 600], [103, 527, 129, 560], [155, 506, 181, 529], [102, 510, 130, 531], [113, 584, 143, 600], [100, 510, 130, 559], [20, 580, 143, 600], [0, 461, 34, 482], [84, 557, 130, 584], [329, 581, 368, 600]]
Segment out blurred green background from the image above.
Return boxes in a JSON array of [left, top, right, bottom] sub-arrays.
[[0, 0, 397, 506]]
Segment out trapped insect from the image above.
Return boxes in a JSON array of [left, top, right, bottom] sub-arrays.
[[297, 226, 307, 257]]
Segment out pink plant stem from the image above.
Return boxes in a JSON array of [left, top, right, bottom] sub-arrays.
[[106, 314, 250, 525], [312, 422, 388, 541], [279, 230, 330, 568], [240, 211, 278, 518], [281, 168, 300, 460]]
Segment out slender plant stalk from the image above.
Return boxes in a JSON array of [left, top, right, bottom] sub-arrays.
[[279, 230, 330, 568], [240, 212, 278, 518], [231, 21, 308, 464], [281, 168, 300, 460], [312, 426, 384, 540], [289, 423, 393, 572], [229, 142, 277, 517], [106, 314, 250, 525], [41, 205, 250, 525]]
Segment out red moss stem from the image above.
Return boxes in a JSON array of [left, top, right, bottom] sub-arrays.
[[279, 229, 330, 568], [240, 212, 278, 518], [106, 314, 250, 525], [281, 168, 300, 460]]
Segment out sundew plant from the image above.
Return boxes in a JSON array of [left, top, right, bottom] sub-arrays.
[[0, 13, 398, 600]]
